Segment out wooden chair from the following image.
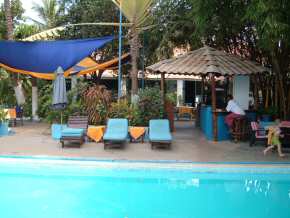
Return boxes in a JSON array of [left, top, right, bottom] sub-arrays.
[[60, 116, 88, 148], [231, 117, 248, 142], [16, 106, 24, 126], [249, 121, 268, 146]]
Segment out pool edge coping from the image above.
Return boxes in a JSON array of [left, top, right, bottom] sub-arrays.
[[0, 154, 290, 167]]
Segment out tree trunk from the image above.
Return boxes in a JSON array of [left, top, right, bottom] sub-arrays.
[[4, 0, 26, 106], [272, 53, 287, 119], [4, 0, 13, 40], [129, 24, 139, 100], [274, 74, 278, 108], [252, 75, 259, 110]]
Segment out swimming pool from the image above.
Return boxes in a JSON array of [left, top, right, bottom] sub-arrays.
[[0, 157, 289, 218]]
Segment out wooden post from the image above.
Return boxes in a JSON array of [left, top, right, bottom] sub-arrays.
[[211, 74, 218, 141], [161, 72, 165, 104], [201, 76, 205, 103], [253, 75, 259, 110]]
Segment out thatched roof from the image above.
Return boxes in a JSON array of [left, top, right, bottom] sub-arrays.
[[146, 46, 269, 76]]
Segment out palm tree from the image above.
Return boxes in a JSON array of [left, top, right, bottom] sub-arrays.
[[32, 0, 61, 120], [32, 0, 60, 29], [112, 0, 155, 97], [4, 0, 13, 40]]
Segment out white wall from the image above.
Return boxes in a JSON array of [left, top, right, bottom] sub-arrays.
[[233, 75, 250, 110], [177, 80, 184, 106]]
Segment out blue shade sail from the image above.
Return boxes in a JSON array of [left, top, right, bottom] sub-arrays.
[[0, 36, 114, 76]]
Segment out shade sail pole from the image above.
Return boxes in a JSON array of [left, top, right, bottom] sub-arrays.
[[117, 1, 123, 99]]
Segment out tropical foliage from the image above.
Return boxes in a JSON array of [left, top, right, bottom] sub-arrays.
[[0, 69, 16, 106], [32, 0, 62, 29], [82, 85, 112, 125], [112, 0, 156, 97], [0, 108, 8, 123], [1, 0, 290, 120], [137, 87, 164, 126]]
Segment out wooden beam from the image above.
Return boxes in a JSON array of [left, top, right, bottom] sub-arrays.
[[211, 74, 218, 141]]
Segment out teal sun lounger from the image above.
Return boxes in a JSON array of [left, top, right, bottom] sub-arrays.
[[60, 116, 88, 148], [149, 119, 172, 149], [103, 119, 128, 149]]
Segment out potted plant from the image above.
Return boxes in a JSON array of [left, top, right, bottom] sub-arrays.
[[258, 106, 278, 122], [0, 108, 9, 136]]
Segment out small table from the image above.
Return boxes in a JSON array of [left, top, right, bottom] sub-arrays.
[[280, 121, 290, 148], [129, 127, 146, 143], [4, 108, 16, 127], [87, 126, 106, 143], [177, 106, 195, 120]]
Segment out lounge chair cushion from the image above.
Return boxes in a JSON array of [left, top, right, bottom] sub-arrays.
[[61, 128, 85, 137], [103, 119, 128, 141], [149, 119, 172, 142]]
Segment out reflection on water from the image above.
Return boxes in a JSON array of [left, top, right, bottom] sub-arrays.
[[1, 163, 290, 218], [244, 179, 271, 196]]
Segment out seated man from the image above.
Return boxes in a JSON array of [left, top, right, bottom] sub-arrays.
[[225, 95, 245, 128]]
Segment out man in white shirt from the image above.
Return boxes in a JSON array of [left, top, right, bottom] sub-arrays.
[[225, 95, 245, 128]]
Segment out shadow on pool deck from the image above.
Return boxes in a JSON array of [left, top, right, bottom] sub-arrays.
[[0, 121, 289, 163]]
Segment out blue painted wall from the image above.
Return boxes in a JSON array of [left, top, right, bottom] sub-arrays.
[[200, 106, 231, 141]]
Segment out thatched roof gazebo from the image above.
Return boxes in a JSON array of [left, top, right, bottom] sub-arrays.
[[147, 46, 269, 141]]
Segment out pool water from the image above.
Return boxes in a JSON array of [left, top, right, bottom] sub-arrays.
[[0, 158, 289, 218]]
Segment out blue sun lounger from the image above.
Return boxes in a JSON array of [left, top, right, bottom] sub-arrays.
[[60, 116, 88, 148], [149, 119, 172, 149], [103, 119, 128, 149]]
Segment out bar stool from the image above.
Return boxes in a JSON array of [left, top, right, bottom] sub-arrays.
[[231, 116, 248, 142]]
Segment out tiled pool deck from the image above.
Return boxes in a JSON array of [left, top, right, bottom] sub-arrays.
[[0, 121, 289, 163]]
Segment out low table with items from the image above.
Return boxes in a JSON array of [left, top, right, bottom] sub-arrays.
[[129, 127, 146, 143]]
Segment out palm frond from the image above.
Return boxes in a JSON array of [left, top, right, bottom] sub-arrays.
[[22, 22, 132, 41], [112, 0, 155, 28]]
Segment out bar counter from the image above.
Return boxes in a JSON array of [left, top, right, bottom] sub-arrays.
[[199, 105, 257, 141]]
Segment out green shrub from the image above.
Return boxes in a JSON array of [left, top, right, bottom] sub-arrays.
[[109, 99, 132, 121], [108, 100, 142, 126], [0, 107, 8, 123], [22, 94, 32, 118], [258, 106, 278, 117], [37, 84, 53, 119], [0, 70, 16, 107], [137, 87, 164, 126], [166, 92, 177, 105], [82, 85, 111, 125]]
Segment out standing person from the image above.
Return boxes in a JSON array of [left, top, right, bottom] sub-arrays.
[[225, 95, 245, 128]]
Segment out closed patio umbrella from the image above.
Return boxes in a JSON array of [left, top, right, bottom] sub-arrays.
[[52, 66, 67, 124]]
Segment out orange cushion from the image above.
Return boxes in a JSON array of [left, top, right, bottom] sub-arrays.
[[8, 109, 16, 119], [129, 127, 146, 140], [87, 126, 105, 142]]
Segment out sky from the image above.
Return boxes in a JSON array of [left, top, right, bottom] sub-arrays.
[[0, 0, 41, 23]]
